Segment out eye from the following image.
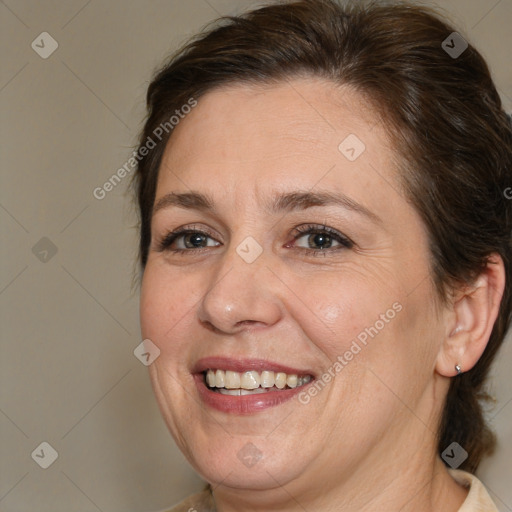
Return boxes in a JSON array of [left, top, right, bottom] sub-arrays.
[[288, 224, 353, 254], [157, 226, 221, 253]]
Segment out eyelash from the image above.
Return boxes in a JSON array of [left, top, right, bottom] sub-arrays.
[[156, 223, 354, 256], [289, 224, 354, 255]]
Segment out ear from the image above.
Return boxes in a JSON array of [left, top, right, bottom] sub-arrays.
[[436, 254, 506, 377]]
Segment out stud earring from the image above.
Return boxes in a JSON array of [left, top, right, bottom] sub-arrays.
[[455, 364, 462, 375]]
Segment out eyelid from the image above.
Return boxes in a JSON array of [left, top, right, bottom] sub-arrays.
[[156, 223, 354, 255], [288, 224, 354, 249], [156, 224, 221, 252]]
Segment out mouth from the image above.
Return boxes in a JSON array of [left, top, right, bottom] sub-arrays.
[[204, 369, 313, 395], [193, 357, 316, 413]]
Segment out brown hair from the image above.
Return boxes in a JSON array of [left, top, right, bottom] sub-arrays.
[[134, 0, 512, 472]]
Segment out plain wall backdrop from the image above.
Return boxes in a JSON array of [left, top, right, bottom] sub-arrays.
[[1, 1, 511, 511]]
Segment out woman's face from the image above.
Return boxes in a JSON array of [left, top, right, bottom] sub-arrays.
[[140, 78, 448, 495]]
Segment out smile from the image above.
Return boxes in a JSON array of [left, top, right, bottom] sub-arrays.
[[193, 357, 316, 413], [205, 369, 313, 395]]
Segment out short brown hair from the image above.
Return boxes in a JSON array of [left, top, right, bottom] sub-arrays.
[[134, 0, 512, 472]]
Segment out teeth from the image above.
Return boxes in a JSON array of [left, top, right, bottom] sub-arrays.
[[218, 388, 268, 396], [206, 370, 216, 388], [225, 370, 241, 389], [241, 371, 260, 389], [261, 371, 275, 388], [298, 375, 312, 386], [275, 372, 287, 389], [286, 374, 298, 388], [241, 388, 267, 395], [215, 369, 225, 388], [219, 389, 241, 396], [205, 369, 312, 391]]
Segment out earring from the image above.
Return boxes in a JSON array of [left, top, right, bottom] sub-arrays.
[[455, 364, 462, 375]]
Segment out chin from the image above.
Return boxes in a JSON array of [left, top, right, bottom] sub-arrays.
[[183, 434, 306, 491]]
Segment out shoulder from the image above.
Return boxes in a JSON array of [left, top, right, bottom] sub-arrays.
[[160, 489, 215, 512], [449, 469, 499, 512]]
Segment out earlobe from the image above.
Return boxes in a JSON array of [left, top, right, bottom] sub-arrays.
[[435, 254, 505, 378]]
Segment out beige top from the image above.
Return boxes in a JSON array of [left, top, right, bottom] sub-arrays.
[[163, 469, 498, 512]]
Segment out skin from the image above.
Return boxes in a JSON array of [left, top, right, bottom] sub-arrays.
[[140, 78, 505, 511]]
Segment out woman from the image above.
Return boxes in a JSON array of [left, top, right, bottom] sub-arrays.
[[134, 1, 511, 510]]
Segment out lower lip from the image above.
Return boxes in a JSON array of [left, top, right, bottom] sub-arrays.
[[194, 374, 311, 414]]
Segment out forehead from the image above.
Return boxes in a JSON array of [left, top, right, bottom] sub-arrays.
[[156, 80, 399, 212], [159, 78, 389, 173]]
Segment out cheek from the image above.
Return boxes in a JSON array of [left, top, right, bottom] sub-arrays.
[[355, 280, 442, 409], [296, 273, 397, 361], [140, 270, 166, 340], [318, 302, 346, 324], [299, 270, 437, 406], [139, 264, 193, 357]]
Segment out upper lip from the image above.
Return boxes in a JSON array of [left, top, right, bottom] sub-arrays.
[[193, 356, 315, 377]]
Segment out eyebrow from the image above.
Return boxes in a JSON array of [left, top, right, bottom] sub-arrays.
[[153, 191, 216, 215], [268, 190, 381, 224], [153, 190, 381, 224]]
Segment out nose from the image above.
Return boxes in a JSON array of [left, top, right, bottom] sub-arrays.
[[197, 247, 284, 335]]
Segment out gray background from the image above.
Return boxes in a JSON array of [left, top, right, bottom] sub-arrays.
[[1, 1, 511, 511]]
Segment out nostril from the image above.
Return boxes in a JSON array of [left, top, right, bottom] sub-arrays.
[[199, 319, 225, 335], [235, 320, 259, 327]]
